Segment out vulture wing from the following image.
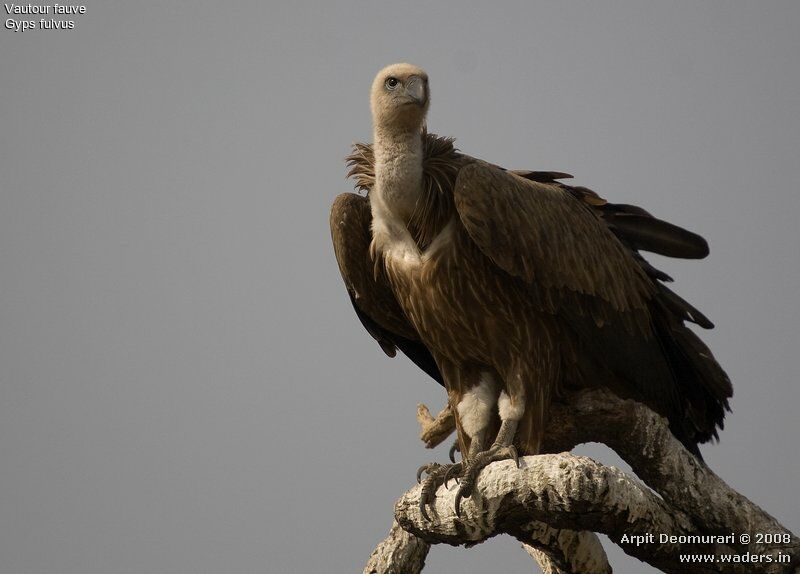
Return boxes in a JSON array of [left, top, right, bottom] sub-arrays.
[[454, 161, 654, 312], [330, 192, 443, 385], [453, 161, 730, 454]]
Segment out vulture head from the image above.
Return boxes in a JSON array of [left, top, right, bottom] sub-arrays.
[[371, 63, 429, 132]]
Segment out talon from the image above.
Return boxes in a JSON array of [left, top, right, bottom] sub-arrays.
[[417, 461, 458, 521], [456, 478, 474, 502], [419, 479, 436, 521], [448, 441, 460, 463], [443, 462, 462, 489], [454, 489, 464, 517], [451, 442, 520, 515], [420, 498, 430, 521], [454, 471, 476, 517], [416, 462, 438, 483]]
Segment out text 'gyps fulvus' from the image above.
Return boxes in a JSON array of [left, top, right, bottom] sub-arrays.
[[330, 63, 732, 517]]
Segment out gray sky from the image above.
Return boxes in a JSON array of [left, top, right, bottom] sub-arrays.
[[1, 2, 798, 573]]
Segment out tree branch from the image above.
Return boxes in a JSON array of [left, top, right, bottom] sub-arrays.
[[416, 403, 454, 449], [542, 389, 798, 557], [364, 390, 799, 573], [363, 520, 429, 574], [522, 526, 611, 574]]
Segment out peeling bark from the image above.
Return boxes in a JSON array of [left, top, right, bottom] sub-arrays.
[[523, 544, 569, 574], [363, 521, 429, 574], [522, 526, 611, 574], [363, 390, 799, 573]]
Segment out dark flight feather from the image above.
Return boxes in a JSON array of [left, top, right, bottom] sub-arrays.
[[604, 212, 710, 259], [331, 192, 445, 387]]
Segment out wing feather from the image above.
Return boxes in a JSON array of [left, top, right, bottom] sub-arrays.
[[453, 161, 654, 313], [330, 193, 443, 386], [451, 160, 731, 453]]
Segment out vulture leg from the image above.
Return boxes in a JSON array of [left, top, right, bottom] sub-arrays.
[[417, 374, 498, 520], [454, 390, 522, 516]]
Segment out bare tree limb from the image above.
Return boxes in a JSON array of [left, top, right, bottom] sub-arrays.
[[366, 390, 799, 573], [363, 520, 429, 574], [522, 526, 611, 574], [396, 455, 698, 569], [416, 403, 454, 449], [364, 512, 611, 574], [523, 544, 569, 574], [542, 389, 797, 558], [522, 544, 569, 574]]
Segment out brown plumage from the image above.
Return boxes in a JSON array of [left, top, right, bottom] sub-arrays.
[[331, 64, 732, 510]]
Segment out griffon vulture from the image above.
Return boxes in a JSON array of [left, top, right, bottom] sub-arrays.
[[330, 63, 732, 516]]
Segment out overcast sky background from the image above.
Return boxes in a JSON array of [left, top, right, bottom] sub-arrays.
[[1, 2, 798, 573]]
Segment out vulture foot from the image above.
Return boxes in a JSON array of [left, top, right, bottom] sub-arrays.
[[454, 444, 519, 516], [416, 461, 463, 520]]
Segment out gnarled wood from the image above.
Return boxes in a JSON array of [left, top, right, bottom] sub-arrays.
[[416, 403, 454, 449], [365, 390, 798, 573], [363, 521, 429, 574], [522, 526, 611, 574]]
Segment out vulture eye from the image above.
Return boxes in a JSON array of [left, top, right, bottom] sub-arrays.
[[385, 77, 399, 90]]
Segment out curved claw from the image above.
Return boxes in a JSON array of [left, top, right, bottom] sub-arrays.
[[418, 462, 454, 521], [416, 464, 427, 484], [419, 479, 434, 520], [452, 444, 520, 516], [453, 473, 476, 517], [448, 441, 460, 463], [417, 462, 440, 484], [420, 498, 431, 521], [456, 477, 474, 504], [443, 462, 462, 489], [454, 489, 464, 517]]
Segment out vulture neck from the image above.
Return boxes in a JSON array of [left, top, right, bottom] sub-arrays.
[[372, 124, 425, 227], [369, 123, 429, 263]]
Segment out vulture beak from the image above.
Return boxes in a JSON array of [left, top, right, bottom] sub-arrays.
[[404, 75, 427, 106]]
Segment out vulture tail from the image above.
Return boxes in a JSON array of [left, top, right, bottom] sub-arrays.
[[596, 196, 732, 453], [653, 306, 733, 449]]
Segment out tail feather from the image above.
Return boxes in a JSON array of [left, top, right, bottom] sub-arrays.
[[597, 197, 731, 452]]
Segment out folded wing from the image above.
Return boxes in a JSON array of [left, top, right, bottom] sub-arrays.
[[453, 161, 731, 455], [330, 192, 443, 385]]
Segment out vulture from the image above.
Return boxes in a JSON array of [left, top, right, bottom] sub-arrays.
[[330, 63, 732, 516]]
